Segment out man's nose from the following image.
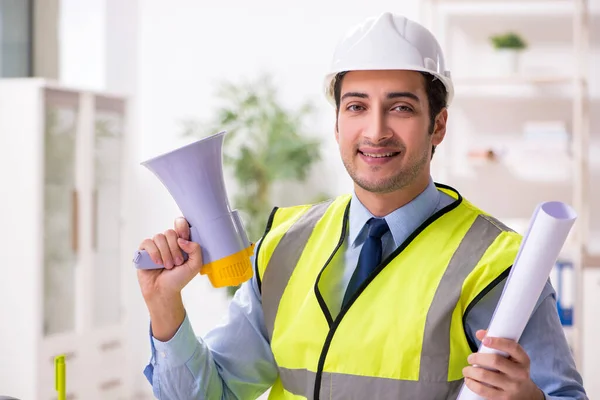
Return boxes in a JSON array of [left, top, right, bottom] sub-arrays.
[[364, 107, 392, 143]]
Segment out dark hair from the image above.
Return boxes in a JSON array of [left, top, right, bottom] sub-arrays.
[[333, 71, 448, 157]]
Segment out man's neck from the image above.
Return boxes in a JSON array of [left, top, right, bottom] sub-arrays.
[[354, 177, 432, 217]]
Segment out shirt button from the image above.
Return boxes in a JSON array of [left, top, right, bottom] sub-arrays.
[[161, 352, 166, 358]]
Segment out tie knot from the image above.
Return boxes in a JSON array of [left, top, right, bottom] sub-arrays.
[[367, 218, 389, 239]]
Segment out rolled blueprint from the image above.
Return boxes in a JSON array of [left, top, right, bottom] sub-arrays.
[[457, 201, 577, 400]]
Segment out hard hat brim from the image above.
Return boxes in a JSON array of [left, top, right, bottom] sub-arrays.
[[323, 68, 454, 108]]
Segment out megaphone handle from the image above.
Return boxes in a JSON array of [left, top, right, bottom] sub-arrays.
[[133, 249, 190, 270]]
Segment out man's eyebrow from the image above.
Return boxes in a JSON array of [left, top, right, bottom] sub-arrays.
[[387, 92, 420, 102], [341, 92, 368, 101], [340, 91, 420, 102]]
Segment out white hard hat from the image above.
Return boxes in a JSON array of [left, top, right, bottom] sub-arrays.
[[324, 12, 454, 107]]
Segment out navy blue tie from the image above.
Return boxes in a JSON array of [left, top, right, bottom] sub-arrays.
[[343, 218, 390, 307]]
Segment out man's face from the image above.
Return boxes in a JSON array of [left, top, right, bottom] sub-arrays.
[[335, 70, 446, 194]]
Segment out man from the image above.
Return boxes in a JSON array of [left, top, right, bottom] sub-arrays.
[[138, 12, 587, 400]]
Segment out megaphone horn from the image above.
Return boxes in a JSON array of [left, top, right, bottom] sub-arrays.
[[132, 131, 254, 288]]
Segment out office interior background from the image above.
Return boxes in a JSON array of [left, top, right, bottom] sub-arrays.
[[0, 0, 598, 399]]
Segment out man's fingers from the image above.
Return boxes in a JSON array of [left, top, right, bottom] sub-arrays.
[[174, 217, 190, 241], [483, 336, 530, 365], [139, 238, 162, 265], [165, 229, 184, 266], [463, 366, 505, 391], [464, 376, 503, 399], [153, 233, 174, 269], [476, 329, 487, 342], [467, 353, 518, 376], [177, 238, 203, 273]]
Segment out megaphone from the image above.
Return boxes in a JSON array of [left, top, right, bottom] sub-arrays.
[[132, 131, 254, 288]]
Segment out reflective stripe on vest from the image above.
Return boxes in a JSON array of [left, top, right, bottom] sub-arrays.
[[278, 367, 463, 399], [262, 200, 334, 341], [262, 208, 506, 398]]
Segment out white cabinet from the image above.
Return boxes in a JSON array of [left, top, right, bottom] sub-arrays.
[[0, 78, 129, 400]]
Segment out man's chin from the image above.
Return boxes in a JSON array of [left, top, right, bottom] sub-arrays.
[[353, 176, 399, 194]]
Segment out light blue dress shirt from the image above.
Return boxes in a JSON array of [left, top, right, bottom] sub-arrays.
[[144, 179, 587, 399]]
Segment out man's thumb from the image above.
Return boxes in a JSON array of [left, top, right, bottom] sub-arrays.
[[177, 238, 203, 271]]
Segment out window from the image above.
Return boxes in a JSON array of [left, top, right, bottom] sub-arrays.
[[0, 0, 33, 77]]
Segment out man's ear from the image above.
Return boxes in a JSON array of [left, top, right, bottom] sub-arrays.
[[431, 108, 448, 147]]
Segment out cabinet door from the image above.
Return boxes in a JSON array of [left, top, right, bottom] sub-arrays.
[[91, 96, 125, 327], [43, 89, 80, 336]]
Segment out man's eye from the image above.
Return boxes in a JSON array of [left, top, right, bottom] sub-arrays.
[[347, 104, 364, 111], [393, 105, 413, 112]]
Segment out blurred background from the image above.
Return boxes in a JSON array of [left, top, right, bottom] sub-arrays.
[[0, 0, 598, 399]]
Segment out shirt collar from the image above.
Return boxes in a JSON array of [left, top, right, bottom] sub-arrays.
[[348, 178, 441, 248]]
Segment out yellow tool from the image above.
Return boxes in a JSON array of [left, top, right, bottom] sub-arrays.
[[55, 355, 66, 400]]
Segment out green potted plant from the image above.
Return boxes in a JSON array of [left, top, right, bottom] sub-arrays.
[[489, 32, 527, 75], [182, 73, 329, 296]]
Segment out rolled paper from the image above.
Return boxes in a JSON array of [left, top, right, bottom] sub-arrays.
[[457, 201, 577, 400]]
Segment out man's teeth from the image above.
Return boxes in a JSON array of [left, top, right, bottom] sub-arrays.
[[363, 152, 396, 158]]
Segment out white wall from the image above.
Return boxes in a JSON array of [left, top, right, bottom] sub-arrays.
[[59, 0, 107, 89]]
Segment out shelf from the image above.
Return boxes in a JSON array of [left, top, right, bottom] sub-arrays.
[[454, 75, 577, 85], [438, 5, 599, 45], [440, 2, 574, 17], [446, 149, 599, 195], [583, 251, 600, 267], [447, 173, 573, 220], [434, 0, 572, 3], [451, 162, 573, 185], [451, 75, 580, 99]]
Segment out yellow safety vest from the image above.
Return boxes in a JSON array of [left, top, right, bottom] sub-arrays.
[[256, 184, 522, 400]]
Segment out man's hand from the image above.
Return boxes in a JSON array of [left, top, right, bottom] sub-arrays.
[[137, 217, 203, 341], [137, 217, 203, 301], [462, 330, 545, 400]]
